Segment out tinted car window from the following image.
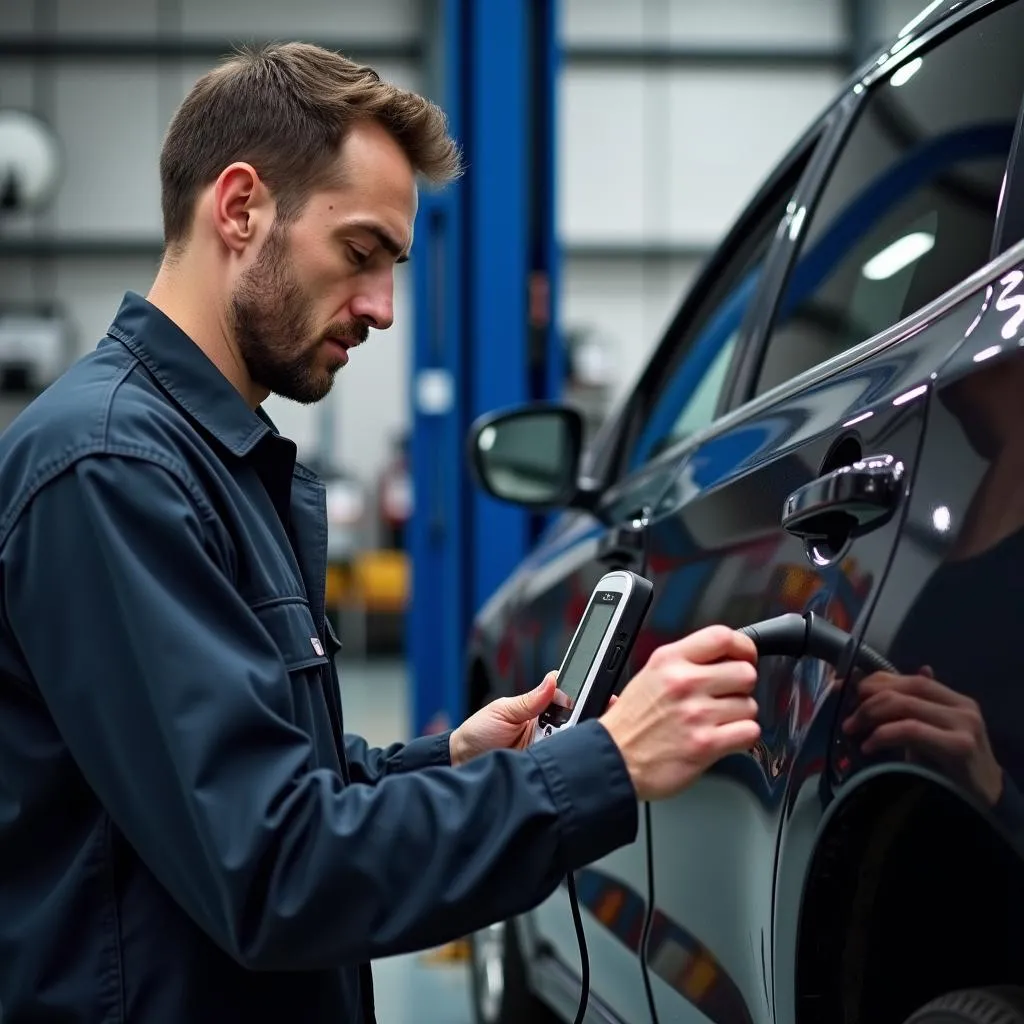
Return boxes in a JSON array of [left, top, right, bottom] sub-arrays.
[[625, 183, 797, 472], [754, 3, 1024, 398]]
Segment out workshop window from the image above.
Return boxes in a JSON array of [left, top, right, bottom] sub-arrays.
[[753, 2, 1024, 399]]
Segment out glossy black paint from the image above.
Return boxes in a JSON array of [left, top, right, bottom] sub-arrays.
[[463, 2, 1024, 1022]]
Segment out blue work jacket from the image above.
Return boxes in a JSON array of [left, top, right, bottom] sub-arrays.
[[0, 292, 638, 1023]]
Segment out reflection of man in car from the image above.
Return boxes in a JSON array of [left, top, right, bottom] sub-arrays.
[[842, 666, 1003, 807], [841, 354, 1024, 822]]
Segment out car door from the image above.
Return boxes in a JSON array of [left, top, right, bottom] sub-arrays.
[[634, 7, 1024, 1023], [515, 137, 823, 1024]]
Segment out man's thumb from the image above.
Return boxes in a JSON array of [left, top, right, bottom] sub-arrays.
[[511, 672, 557, 720]]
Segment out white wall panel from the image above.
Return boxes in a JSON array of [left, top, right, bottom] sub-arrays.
[[560, 66, 838, 247], [180, 0, 420, 43], [666, 67, 839, 243], [0, 260, 38, 305], [0, 63, 37, 109], [54, 0, 159, 37], [563, 0, 843, 48], [665, 0, 843, 48], [558, 70, 653, 243], [562, 256, 703, 403], [51, 256, 162, 356], [1, 0, 36, 34], [50, 63, 163, 237]]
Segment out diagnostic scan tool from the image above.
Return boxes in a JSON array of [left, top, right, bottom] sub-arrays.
[[535, 569, 654, 743]]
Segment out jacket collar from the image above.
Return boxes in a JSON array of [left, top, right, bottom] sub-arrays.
[[106, 290, 274, 458]]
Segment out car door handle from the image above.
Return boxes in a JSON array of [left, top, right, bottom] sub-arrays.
[[782, 453, 905, 542]]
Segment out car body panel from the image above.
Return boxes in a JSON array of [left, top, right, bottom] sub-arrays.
[[464, 2, 1024, 1021]]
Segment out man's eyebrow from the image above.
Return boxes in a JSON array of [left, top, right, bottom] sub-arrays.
[[339, 221, 410, 264]]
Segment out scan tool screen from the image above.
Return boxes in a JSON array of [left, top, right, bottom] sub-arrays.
[[557, 593, 620, 703]]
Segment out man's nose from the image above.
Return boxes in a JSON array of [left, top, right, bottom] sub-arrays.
[[350, 280, 394, 331]]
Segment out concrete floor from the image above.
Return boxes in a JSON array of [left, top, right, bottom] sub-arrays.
[[340, 657, 474, 1024]]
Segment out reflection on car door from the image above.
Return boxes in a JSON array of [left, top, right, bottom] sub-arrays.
[[816, 256, 1024, 1022], [637, 9, 1024, 1021], [636, 352, 936, 1023], [515, 147, 813, 1024]]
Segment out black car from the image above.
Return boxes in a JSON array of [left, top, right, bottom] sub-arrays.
[[462, 2, 1024, 1022]]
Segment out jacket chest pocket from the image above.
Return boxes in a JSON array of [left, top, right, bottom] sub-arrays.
[[251, 597, 329, 674], [251, 597, 339, 765]]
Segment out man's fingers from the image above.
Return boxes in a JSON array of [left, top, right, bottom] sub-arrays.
[[844, 690, 961, 735], [665, 625, 758, 667], [690, 659, 759, 696], [705, 718, 762, 758], [705, 695, 759, 725], [858, 672, 964, 707], [861, 719, 972, 757]]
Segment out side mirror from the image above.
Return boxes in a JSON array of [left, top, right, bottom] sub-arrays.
[[467, 404, 584, 509]]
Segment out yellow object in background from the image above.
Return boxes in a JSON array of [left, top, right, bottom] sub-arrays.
[[350, 549, 409, 613], [325, 550, 409, 614]]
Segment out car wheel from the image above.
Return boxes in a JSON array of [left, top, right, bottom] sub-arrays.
[[903, 987, 1024, 1023], [469, 919, 559, 1024]]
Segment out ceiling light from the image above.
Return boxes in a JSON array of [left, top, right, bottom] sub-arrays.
[[890, 57, 923, 88], [862, 231, 935, 280], [898, 0, 945, 39]]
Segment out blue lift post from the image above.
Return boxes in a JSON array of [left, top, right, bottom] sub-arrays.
[[409, 0, 562, 737]]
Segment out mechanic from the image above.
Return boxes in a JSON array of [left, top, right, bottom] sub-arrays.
[[0, 43, 761, 1023]]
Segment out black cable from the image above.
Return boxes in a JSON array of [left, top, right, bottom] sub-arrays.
[[639, 802, 662, 1024], [566, 869, 590, 1024], [565, 805, 661, 1024]]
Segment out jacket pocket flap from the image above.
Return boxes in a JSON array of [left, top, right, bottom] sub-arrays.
[[252, 598, 329, 671]]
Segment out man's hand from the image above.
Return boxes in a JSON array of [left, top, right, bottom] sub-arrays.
[[599, 625, 761, 802], [450, 672, 570, 766], [842, 667, 1003, 806]]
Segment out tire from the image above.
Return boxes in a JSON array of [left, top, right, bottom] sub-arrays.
[[904, 987, 1024, 1024], [468, 918, 560, 1024]]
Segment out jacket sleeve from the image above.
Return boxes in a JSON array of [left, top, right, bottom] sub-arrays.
[[2, 454, 638, 971], [344, 732, 453, 784]]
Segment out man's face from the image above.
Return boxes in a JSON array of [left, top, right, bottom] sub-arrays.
[[230, 120, 417, 405]]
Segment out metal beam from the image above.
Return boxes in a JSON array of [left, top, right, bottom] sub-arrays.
[[565, 241, 712, 261], [0, 37, 421, 61], [408, 0, 559, 736], [843, 0, 878, 70], [0, 238, 163, 259], [565, 45, 851, 71]]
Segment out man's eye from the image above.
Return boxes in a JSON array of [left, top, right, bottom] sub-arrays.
[[347, 245, 370, 266]]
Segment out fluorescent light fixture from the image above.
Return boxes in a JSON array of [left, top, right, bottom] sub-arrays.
[[843, 411, 875, 427], [932, 506, 952, 532], [862, 231, 935, 281], [890, 57, 923, 87], [789, 206, 807, 240], [898, 0, 945, 39], [973, 345, 1002, 363], [893, 384, 928, 406]]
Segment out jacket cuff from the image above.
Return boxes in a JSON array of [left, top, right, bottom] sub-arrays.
[[392, 731, 453, 772], [528, 719, 638, 871]]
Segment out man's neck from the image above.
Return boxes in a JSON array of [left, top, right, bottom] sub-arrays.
[[146, 258, 266, 409]]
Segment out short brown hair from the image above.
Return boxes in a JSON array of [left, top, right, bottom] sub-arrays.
[[159, 41, 461, 249]]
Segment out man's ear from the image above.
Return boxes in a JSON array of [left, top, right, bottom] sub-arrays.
[[211, 162, 273, 254]]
